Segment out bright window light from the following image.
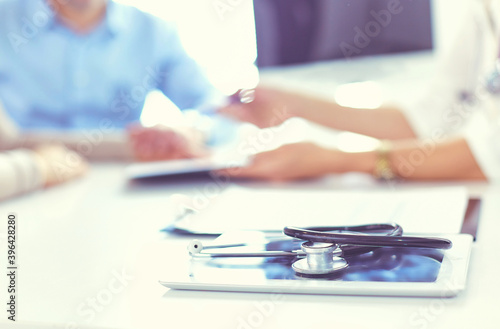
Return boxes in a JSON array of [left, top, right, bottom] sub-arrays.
[[337, 132, 380, 153], [114, 0, 258, 94], [140, 90, 186, 128], [114, 0, 258, 126], [334, 81, 384, 109]]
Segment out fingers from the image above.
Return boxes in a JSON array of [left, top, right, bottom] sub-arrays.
[[131, 129, 177, 161], [218, 87, 292, 129], [34, 144, 88, 186], [217, 89, 261, 124], [215, 151, 284, 180], [217, 103, 253, 123], [215, 142, 330, 181], [128, 125, 198, 161], [128, 125, 210, 161]]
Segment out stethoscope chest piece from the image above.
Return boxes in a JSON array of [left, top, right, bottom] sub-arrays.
[[292, 241, 348, 276]]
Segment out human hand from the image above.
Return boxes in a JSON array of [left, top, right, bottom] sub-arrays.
[[217, 87, 296, 128], [217, 142, 350, 181], [34, 144, 88, 187], [128, 124, 208, 162]]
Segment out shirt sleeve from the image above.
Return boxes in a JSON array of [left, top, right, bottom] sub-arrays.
[[396, 2, 500, 181], [152, 21, 236, 145], [462, 112, 500, 182], [397, 1, 483, 139], [0, 149, 44, 200], [156, 21, 220, 112], [0, 99, 20, 149]]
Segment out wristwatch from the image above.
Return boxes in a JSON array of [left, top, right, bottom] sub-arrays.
[[373, 140, 396, 180]]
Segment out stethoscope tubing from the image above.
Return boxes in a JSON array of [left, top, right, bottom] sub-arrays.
[[189, 223, 452, 261], [192, 251, 306, 258], [284, 225, 452, 250]]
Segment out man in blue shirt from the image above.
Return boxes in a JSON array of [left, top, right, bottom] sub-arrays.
[[0, 0, 221, 160]]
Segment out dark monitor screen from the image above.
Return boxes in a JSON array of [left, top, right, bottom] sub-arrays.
[[254, 0, 433, 67]]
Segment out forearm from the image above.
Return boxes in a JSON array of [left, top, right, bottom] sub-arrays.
[[289, 93, 417, 140], [340, 137, 486, 181], [8, 131, 133, 161], [0, 149, 45, 200]]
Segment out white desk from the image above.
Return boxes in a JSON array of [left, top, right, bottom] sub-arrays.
[[2, 52, 499, 329], [0, 163, 500, 329]]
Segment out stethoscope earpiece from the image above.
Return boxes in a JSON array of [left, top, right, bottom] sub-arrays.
[[187, 239, 204, 255]]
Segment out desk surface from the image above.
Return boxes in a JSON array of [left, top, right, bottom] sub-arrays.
[[1, 163, 500, 329], [2, 52, 500, 329]]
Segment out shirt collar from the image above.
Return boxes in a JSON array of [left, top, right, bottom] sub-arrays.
[[104, 1, 127, 37], [24, 0, 58, 31], [24, 0, 126, 36]]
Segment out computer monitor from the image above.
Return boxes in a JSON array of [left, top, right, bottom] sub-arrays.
[[254, 0, 433, 67]]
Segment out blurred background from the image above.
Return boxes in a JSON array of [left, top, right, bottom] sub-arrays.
[[115, 0, 470, 144], [115, 0, 469, 87]]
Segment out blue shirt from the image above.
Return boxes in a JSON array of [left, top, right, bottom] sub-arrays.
[[0, 0, 216, 130]]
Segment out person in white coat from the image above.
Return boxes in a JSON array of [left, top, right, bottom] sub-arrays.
[[218, 0, 500, 182]]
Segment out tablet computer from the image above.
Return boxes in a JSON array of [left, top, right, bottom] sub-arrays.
[[160, 232, 473, 297], [125, 155, 249, 180]]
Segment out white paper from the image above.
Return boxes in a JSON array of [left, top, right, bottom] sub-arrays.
[[172, 186, 468, 235]]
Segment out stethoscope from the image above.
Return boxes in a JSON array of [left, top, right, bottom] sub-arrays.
[[188, 223, 452, 276]]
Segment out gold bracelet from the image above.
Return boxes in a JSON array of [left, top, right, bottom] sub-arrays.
[[373, 140, 396, 180]]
